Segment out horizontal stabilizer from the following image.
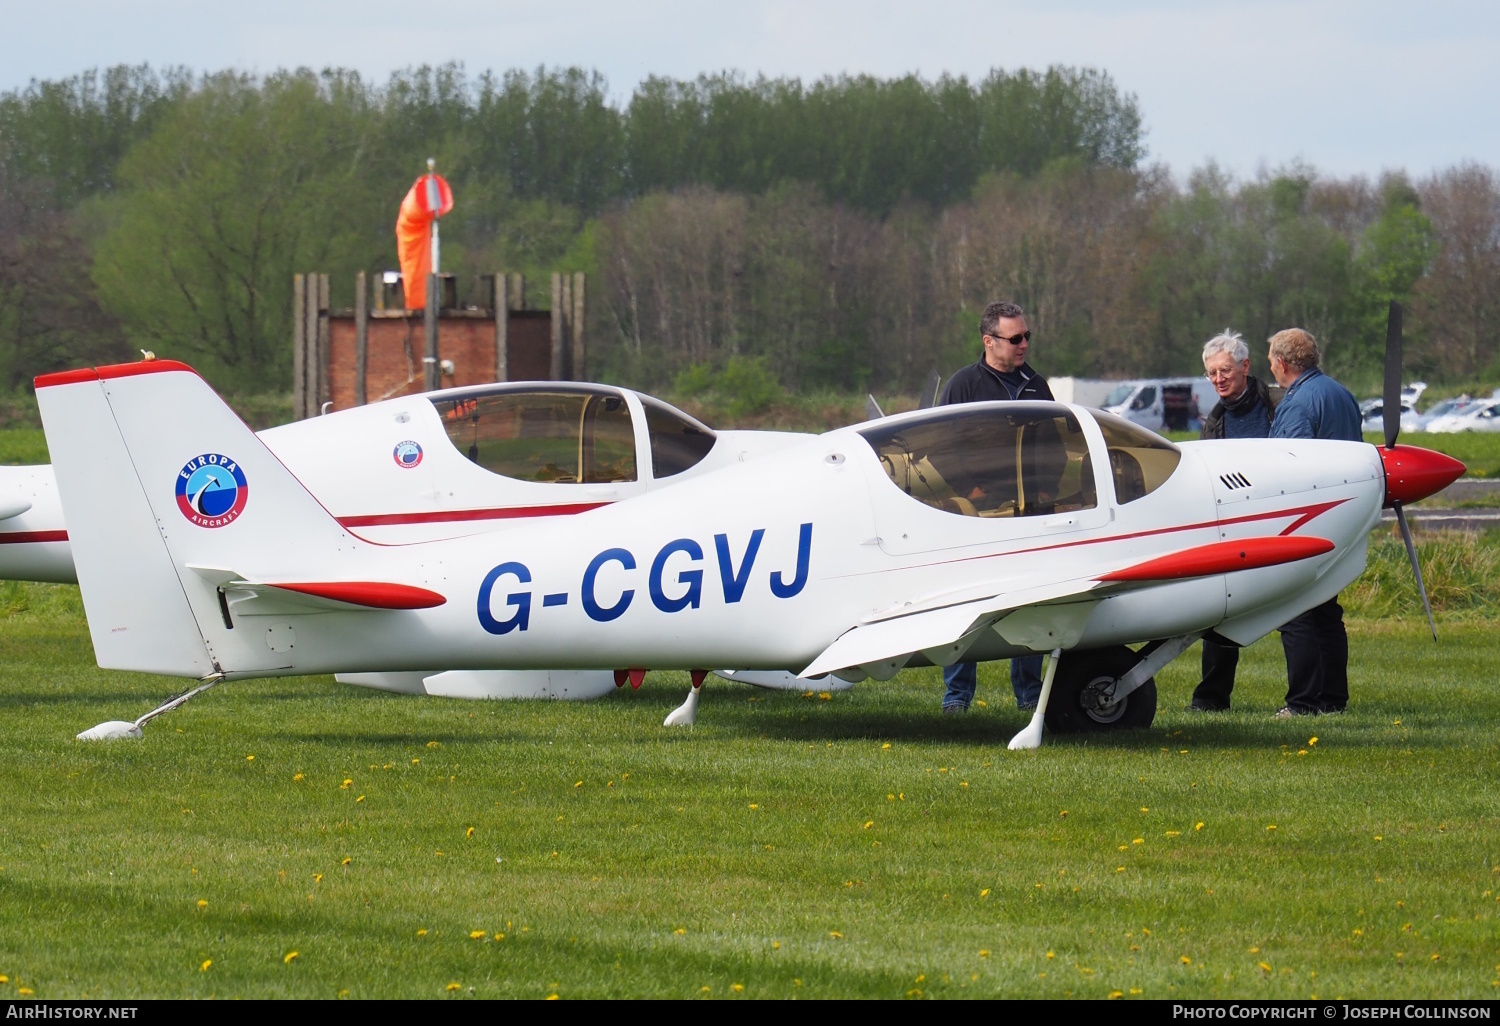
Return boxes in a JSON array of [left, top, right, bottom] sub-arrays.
[[1097, 537, 1333, 582], [186, 565, 444, 614]]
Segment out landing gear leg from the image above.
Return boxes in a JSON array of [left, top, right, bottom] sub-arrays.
[[77, 673, 226, 741], [1007, 648, 1062, 751], [664, 669, 709, 727]]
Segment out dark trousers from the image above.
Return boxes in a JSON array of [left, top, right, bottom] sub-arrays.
[[1278, 597, 1349, 713], [1191, 637, 1240, 709]]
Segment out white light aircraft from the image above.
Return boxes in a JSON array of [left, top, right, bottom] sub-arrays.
[[37, 307, 1464, 750], [2, 374, 814, 701]]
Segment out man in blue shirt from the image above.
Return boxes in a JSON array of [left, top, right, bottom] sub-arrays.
[[936, 300, 1048, 714], [1267, 328, 1363, 716]]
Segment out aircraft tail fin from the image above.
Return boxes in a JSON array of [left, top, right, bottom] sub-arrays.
[[35, 360, 393, 677]]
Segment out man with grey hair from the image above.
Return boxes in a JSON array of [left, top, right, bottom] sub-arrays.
[[1188, 329, 1282, 711], [1267, 327, 1361, 717], [936, 300, 1051, 713]]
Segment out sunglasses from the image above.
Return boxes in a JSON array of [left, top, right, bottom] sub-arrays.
[[986, 331, 1031, 346]]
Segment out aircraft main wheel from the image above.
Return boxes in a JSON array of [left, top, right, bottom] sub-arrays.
[[1044, 646, 1157, 734]]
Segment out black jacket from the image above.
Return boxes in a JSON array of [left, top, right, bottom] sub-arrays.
[[939, 358, 1053, 406], [1200, 375, 1283, 440]]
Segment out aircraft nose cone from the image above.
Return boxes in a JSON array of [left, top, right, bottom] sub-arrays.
[[1379, 444, 1466, 507]]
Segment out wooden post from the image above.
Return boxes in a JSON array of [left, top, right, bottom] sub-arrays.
[[560, 273, 573, 378], [494, 272, 508, 382], [292, 274, 307, 420], [571, 271, 586, 381], [510, 272, 524, 311], [303, 274, 320, 419], [354, 270, 368, 406], [424, 273, 441, 391], [549, 272, 565, 379], [316, 273, 330, 413]]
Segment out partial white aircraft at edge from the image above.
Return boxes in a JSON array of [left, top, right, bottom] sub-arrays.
[[33, 350, 1464, 750]]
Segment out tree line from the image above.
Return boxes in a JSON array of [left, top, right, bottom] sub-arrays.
[[0, 63, 1495, 400]]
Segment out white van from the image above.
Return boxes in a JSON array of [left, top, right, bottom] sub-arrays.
[[1102, 378, 1220, 433]]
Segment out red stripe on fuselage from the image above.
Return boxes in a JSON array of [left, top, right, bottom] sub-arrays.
[[337, 502, 611, 528], [0, 530, 68, 545]]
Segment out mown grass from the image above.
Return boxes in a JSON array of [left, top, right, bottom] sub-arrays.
[[0, 579, 1497, 1000], [0, 428, 48, 465]]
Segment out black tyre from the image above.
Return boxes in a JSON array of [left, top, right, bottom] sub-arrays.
[[1044, 645, 1157, 734]]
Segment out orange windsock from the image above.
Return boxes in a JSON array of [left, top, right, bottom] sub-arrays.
[[395, 172, 454, 309]]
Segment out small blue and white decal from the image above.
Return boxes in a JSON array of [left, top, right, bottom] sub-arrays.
[[176, 454, 248, 528], [393, 440, 423, 469]]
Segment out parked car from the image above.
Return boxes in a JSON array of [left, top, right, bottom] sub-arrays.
[[1414, 395, 1473, 431], [1101, 378, 1219, 433], [1425, 398, 1500, 433], [1360, 398, 1421, 434]]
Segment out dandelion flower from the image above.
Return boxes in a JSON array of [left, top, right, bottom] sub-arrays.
[[1109, 991, 1123, 1000], [417, 929, 428, 937], [355, 795, 365, 803], [18, 988, 33, 996], [1132, 838, 1144, 845], [1130, 988, 1143, 995], [411, 758, 420, 765], [1165, 830, 1181, 837], [749, 804, 759, 810], [979, 950, 990, 958], [284, 951, 299, 964], [863, 821, 873, 830], [341, 779, 352, 789], [200, 960, 212, 971], [882, 743, 891, 750], [445, 982, 461, 992], [314, 874, 323, 883], [1374, 836, 1383, 842], [1046, 951, 1055, 959], [731, 983, 744, 992], [470, 930, 486, 940], [546, 994, 559, 1001], [196, 899, 208, 909], [1249, 947, 1259, 953], [771, 941, 780, 949], [494, 933, 504, 941], [1308, 737, 1318, 745], [1266, 825, 1277, 831], [293, 773, 304, 782], [887, 794, 895, 801], [1258, 962, 1272, 972], [1059, 810, 1068, 818], [976, 700, 987, 707], [818, 692, 832, 701], [981, 888, 991, 897], [1180, 956, 1191, 965], [1195, 822, 1204, 831], [427, 741, 441, 748], [674, 928, 686, 936], [574, 781, 583, 788], [466, 827, 475, 838], [0, 976, 7, 984], [1140, 807, 1149, 813], [829, 931, 844, 939], [700, 986, 711, 992], [341, 857, 351, 865], [1117, 866, 1125, 872], [246, 755, 255, 761]]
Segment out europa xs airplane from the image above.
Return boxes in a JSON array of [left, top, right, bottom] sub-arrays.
[[2, 373, 811, 701], [37, 331, 1463, 749]]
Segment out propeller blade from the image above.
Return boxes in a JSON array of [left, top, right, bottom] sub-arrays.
[[865, 394, 886, 421], [1383, 301, 1403, 449], [1393, 503, 1436, 641], [919, 369, 942, 410]]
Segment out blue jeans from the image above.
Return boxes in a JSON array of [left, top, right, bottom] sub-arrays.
[[942, 656, 1045, 710]]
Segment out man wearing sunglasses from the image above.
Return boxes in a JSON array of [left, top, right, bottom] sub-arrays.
[[936, 301, 1051, 714]]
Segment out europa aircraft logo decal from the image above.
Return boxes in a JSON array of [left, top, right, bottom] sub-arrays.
[[393, 440, 423, 468], [176, 454, 248, 528]]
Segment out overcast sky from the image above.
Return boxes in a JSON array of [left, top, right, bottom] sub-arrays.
[[6, 0, 1496, 181]]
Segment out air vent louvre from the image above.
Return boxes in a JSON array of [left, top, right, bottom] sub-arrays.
[[1218, 472, 1252, 490]]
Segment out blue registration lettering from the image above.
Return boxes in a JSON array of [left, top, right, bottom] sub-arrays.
[[477, 562, 532, 634], [649, 538, 704, 613], [714, 529, 763, 604], [583, 548, 636, 622], [769, 522, 813, 599]]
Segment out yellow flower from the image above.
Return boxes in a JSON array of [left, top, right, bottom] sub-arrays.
[[863, 821, 873, 829], [818, 692, 832, 701], [411, 758, 420, 764], [0, 976, 7, 984], [196, 899, 208, 909], [1297, 750, 1308, 756], [771, 941, 780, 950], [18, 988, 33, 996], [340, 779, 352, 789], [466, 827, 475, 838], [700, 986, 711, 992], [417, 929, 428, 937], [1059, 810, 1068, 818], [749, 803, 759, 810], [1249, 946, 1260, 953], [1132, 838, 1144, 845], [1180, 956, 1192, 965], [494, 933, 505, 941], [829, 931, 844, 939], [673, 928, 686, 936], [546, 994, 559, 1001], [1140, 807, 1149, 813], [1259, 962, 1272, 972], [293, 773, 304, 782], [887, 794, 895, 801], [314, 874, 323, 882], [200, 960, 212, 972], [1109, 990, 1123, 1000], [961, 782, 969, 788], [1130, 988, 1142, 995], [446, 982, 461, 992], [1116, 866, 1125, 872], [731, 983, 744, 992], [976, 699, 988, 707], [979, 949, 991, 957], [1046, 951, 1055, 959], [882, 743, 891, 750], [1195, 822, 1204, 831], [1266, 824, 1277, 831], [1374, 836, 1383, 841], [246, 755, 255, 761], [427, 741, 441, 748], [1165, 830, 1181, 837], [470, 930, 486, 939], [980, 888, 991, 897], [574, 781, 583, 788], [284, 951, 299, 964], [341, 857, 351, 865], [355, 795, 365, 803]]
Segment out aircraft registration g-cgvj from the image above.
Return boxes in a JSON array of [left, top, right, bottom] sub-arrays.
[[34, 355, 1463, 749], [1, 372, 813, 702]]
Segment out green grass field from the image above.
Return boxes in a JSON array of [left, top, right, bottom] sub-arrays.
[[1, 581, 1497, 999]]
